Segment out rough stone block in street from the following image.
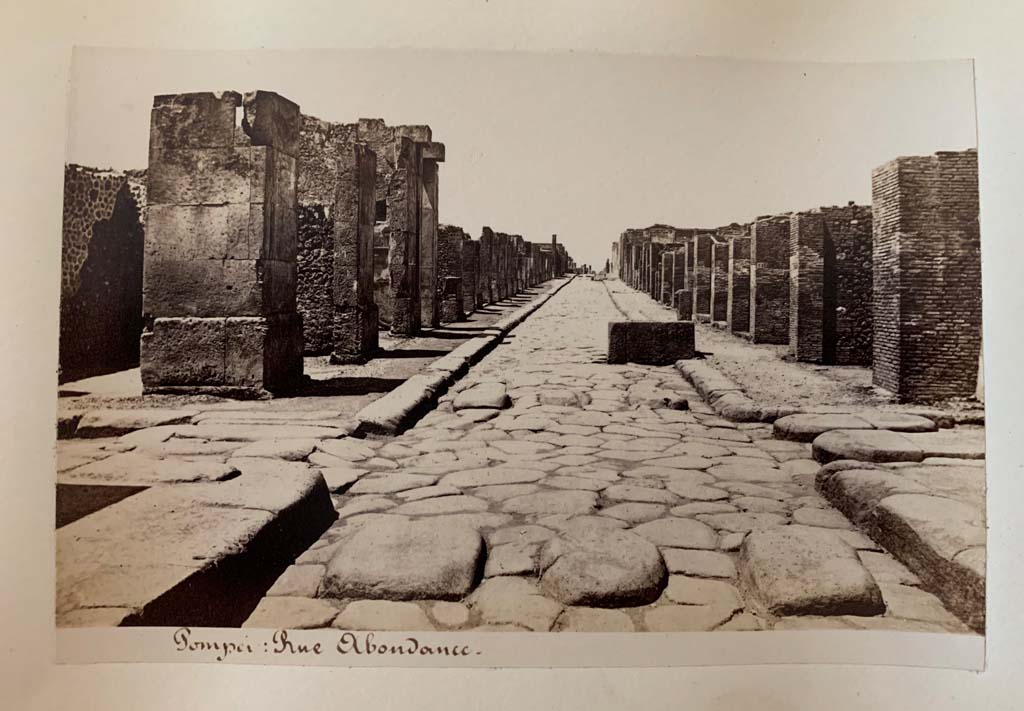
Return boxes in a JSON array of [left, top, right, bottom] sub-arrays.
[[607, 321, 696, 365]]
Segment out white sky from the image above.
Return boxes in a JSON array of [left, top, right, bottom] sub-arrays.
[[66, 48, 976, 269]]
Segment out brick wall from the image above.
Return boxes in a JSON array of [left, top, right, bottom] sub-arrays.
[[60, 165, 145, 382], [749, 215, 791, 344], [871, 150, 981, 402], [727, 234, 751, 334], [710, 237, 729, 322], [692, 233, 714, 321], [438, 224, 465, 323]]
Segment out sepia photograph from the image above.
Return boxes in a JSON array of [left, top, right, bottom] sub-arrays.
[[53, 46, 984, 657]]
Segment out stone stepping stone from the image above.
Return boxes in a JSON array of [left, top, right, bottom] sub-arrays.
[[242, 597, 339, 629], [661, 549, 737, 578], [901, 430, 986, 460], [554, 607, 636, 632], [501, 490, 599, 516], [333, 600, 435, 631], [349, 473, 438, 495], [468, 577, 563, 631], [812, 429, 924, 464], [631, 518, 718, 549], [773, 414, 874, 442], [483, 542, 541, 577], [453, 382, 511, 410], [539, 518, 667, 606], [322, 518, 484, 600], [739, 524, 885, 616]]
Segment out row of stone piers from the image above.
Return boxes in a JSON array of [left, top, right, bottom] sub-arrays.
[[611, 149, 981, 403], [135, 89, 574, 397]]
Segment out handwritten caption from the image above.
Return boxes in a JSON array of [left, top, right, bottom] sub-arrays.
[[172, 627, 484, 662]]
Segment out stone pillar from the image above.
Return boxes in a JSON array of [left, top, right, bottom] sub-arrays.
[[749, 215, 791, 344], [297, 115, 378, 362], [649, 242, 664, 300], [388, 137, 422, 335], [675, 289, 693, 321], [668, 247, 687, 310], [418, 143, 444, 328], [437, 225, 465, 323], [710, 238, 729, 323], [141, 90, 303, 396], [480, 227, 495, 303], [727, 235, 751, 334], [495, 232, 509, 299], [462, 237, 480, 313], [660, 252, 672, 304], [872, 150, 980, 401], [692, 233, 713, 321]]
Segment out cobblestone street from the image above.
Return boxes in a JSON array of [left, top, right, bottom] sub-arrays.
[[240, 276, 977, 633]]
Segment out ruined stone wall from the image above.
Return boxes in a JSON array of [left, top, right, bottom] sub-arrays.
[[60, 164, 145, 382], [710, 238, 729, 322], [749, 215, 790, 344], [480, 227, 495, 304], [872, 150, 981, 401], [727, 235, 751, 334], [692, 233, 714, 320]]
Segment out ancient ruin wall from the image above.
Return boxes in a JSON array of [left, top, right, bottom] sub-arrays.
[[727, 235, 751, 334], [60, 165, 145, 382], [438, 224, 466, 323], [872, 150, 981, 401], [462, 237, 481, 313]]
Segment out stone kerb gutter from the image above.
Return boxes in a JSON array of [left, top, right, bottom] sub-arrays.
[[353, 276, 576, 436], [675, 360, 798, 423]]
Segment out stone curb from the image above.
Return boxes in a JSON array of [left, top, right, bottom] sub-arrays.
[[674, 360, 798, 423], [352, 276, 575, 437]]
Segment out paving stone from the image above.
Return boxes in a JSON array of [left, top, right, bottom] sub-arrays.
[[718, 612, 763, 631], [791, 506, 853, 529], [232, 438, 318, 461], [597, 502, 668, 524], [878, 584, 965, 627], [488, 525, 557, 546], [697, 512, 786, 533], [643, 604, 737, 632], [137, 438, 244, 458], [266, 565, 324, 597], [74, 408, 199, 438], [322, 518, 484, 600], [812, 429, 924, 464], [858, 551, 921, 586], [490, 440, 557, 456], [430, 601, 471, 628], [333, 600, 435, 631], [664, 482, 730, 501], [733, 496, 788, 514], [773, 413, 873, 442], [317, 438, 377, 461], [602, 484, 681, 505], [242, 597, 339, 629], [772, 616, 855, 631], [537, 514, 629, 532], [718, 532, 746, 551], [468, 577, 563, 631], [453, 382, 511, 410], [473, 484, 542, 501], [739, 524, 884, 616], [392, 495, 490, 516], [502, 490, 598, 516], [671, 502, 737, 517], [539, 518, 667, 606], [544, 475, 608, 491], [720, 483, 790, 500], [832, 529, 882, 551], [781, 459, 821, 477], [858, 412, 938, 433], [640, 456, 714, 471], [318, 466, 369, 492], [554, 607, 636, 632], [594, 449, 665, 462], [348, 473, 438, 495], [901, 430, 985, 460], [441, 466, 547, 487], [430, 513, 513, 531], [59, 607, 134, 627], [631, 518, 718, 549], [706, 463, 792, 483], [185, 424, 351, 442], [396, 484, 463, 502], [484, 542, 541, 577], [661, 549, 737, 578], [61, 452, 239, 486]]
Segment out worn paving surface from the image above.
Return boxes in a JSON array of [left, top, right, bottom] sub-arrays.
[[242, 276, 977, 633]]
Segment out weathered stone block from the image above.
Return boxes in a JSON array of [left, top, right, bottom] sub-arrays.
[[141, 317, 226, 387], [607, 321, 696, 365], [149, 91, 240, 151]]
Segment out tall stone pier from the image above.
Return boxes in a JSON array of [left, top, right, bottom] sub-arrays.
[[871, 150, 981, 401], [462, 236, 481, 312], [418, 142, 445, 328], [727, 235, 751, 334], [437, 224, 466, 323], [789, 204, 873, 365], [691, 233, 714, 321], [749, 215, 791, 344], [141, 90, 304, 396], [297, 115, 379, 362], [480, 227, 496, 304], [709, 235, 730, 323]]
